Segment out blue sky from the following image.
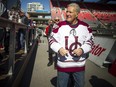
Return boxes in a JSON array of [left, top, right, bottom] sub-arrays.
[[21, 0, 50, 12], [21, 0, 116, 12], [21, 0, 101, 12]]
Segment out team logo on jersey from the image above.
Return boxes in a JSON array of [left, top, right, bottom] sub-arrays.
[[65, 36, 81, 56]]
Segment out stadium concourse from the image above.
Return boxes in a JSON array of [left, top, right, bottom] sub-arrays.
[[19, 36, 116, 87], [16, 0, 116, 87], [0, 0, 116, 87], [24, 0, 116, 87]]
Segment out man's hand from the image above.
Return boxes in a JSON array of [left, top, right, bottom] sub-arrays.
[[58, 47, 69, 56], [73, 48, 83, 56]]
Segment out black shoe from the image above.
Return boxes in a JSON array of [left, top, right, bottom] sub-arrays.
[[47, 62, 53, 66]]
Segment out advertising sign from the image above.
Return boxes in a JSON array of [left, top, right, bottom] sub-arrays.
[[89, 36, 115, 68]]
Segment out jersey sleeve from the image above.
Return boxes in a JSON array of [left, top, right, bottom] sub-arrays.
[[48, 27, 62, 53], [81, 26, 94, 53]]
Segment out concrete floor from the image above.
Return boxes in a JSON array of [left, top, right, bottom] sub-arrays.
[[29, 37, 116, 87]]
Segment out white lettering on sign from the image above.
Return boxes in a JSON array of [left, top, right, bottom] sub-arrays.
[[91, 44, 106, 56]]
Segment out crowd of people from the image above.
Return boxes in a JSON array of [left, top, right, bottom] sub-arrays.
[[0, 6, 35, 62]]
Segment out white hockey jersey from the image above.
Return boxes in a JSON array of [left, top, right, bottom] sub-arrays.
[[49, 19, 94, 72]]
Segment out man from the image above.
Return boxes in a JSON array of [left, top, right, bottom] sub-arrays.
[[17, 12, 29, 51], [49, 3, 94, 87], [45, 18, 60, 66], [45, 19, 54, 66]]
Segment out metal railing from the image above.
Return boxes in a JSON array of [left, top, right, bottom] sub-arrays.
[[0, 17, 38, 87]]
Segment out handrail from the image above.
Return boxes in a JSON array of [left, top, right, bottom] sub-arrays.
[[0, 17, 27, 29], [0, 17, 36, 80], [0, 17, 28, 75]]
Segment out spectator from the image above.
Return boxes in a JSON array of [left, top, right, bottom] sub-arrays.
[[17, 11, 29, 51], [45, 19, 55, 66], [52, 17, 60, 68]]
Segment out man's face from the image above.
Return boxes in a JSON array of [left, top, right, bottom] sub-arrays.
[[54, 18, 60, 24], [66, 6, 78, 24]]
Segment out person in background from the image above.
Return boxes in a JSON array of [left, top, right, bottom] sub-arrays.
[[52, 17, 60, 68], [17, 12, 29, 51], [45, 19, 54, 66], [49, 3, 94, 87], [45, 17, 61, 67], [0, 0, 9, 55]]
